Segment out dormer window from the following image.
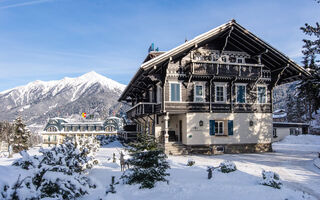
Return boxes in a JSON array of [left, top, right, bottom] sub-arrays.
[[47, 126, 57, 132], [237, 58, 244, 64], [229, 56, 236, 63]]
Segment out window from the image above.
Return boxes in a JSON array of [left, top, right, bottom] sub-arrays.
[[194, 83, 205, 102], [215, 83, 227, 103], [257, 86, 267, 103], [229, 56, 236, 63], [170, 83, 181, 102], [236, 84, 246, 103], [215, 121, 224, 135], [237, 58, 244, 63], [47, 126, 57, 132]]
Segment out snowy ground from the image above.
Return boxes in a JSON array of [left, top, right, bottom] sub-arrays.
[[0, 135, 319, 200]]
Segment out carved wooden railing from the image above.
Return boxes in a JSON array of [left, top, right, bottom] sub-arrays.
[[126, 102, 159, 119], [190, 61, 271, 79]]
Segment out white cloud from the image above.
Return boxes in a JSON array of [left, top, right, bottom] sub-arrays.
[[0, 0, 54, 9]]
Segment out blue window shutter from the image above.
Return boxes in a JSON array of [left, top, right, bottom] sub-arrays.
[[228, 120, 233, 135], [176, 84, 180, 101], [209, 120, 215, 135]]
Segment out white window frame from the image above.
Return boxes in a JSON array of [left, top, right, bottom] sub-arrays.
[[215, 121, 224, 135], [237, 57, 244, 64], [257, 85, 268, 104], [169, 82, 182, 102], [194, 82, 205, 102], [214, 82, 227, 103], [235, 83, 247, 104]]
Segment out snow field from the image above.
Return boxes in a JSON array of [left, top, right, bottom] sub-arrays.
[[0, 135, 319, 200]]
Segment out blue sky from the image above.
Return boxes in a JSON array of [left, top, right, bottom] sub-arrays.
[[0, 0, 319, 91]]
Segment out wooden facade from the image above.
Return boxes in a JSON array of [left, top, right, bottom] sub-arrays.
[[118, 20, 310, 154]]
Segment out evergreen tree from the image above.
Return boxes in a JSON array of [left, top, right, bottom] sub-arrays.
[[297, 5, 320, 121], [287, 93, 305, 122], [7, 137, 98, 199], [12, 116, 30, 153], [121, 134, 170, 189]]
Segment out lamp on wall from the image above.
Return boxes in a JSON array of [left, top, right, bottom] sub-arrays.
[[249, 120, 254, 126], [199, 120, 204, 127]]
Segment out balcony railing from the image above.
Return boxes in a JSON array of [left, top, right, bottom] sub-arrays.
[[190, 60, 271, 79], [126, 102, 158, 119]]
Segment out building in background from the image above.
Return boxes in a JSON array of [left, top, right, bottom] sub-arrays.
[[41, 117, 123, 147]]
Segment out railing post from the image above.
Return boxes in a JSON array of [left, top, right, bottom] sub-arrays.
[[164, 112, 170, 143]]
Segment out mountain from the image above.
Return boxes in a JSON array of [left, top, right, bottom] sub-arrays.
[[0, 71, 127, 129]]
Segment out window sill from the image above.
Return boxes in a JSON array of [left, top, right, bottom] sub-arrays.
[[214, 134, 228, 137]]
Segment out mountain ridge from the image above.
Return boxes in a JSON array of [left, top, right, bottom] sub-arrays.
[[0, 71, 127, 129]]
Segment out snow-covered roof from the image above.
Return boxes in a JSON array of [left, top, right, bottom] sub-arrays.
[[273, 113, 287, 119]]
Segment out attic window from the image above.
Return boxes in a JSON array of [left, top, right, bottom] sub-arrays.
[[229, 57, 236, 63], [237, 58, 244, 63]]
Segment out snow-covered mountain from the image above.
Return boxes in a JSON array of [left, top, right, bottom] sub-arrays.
[[0, 71, 127, 127]]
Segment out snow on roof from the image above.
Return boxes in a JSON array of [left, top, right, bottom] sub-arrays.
[[273, 113, 287, 118]]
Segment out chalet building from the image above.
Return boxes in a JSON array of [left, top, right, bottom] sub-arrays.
[[118, 20, 310, 155], [41, 117, 123, 147]]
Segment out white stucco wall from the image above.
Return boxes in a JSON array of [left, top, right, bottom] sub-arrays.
[[185, 113, 272, 145], [272, 127, 303, 142]]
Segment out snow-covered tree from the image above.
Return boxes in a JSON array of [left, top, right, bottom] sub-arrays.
[[12, 116, 30, 153], [297, 3, 320, 121], [6, 137, 99, 199], [121, 134, 170, 189]]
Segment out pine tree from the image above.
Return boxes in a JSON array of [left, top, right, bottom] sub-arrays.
[[7, 137, 98, 199], [297, 8, 320, 121], [121, 134, 170, 189], [12, 116, 30, 153]]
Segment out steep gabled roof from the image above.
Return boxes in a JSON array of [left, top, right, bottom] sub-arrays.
[[119, 19, 311, 102]]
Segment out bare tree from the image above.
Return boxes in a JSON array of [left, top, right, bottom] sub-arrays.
[[0, 121, 15, 157]]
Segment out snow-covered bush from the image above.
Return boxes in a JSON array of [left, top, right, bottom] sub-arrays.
[[12, 150, 39, 170], [121, 134, 170, 189], [3, 138, 99, 199], [96, 135, 117, 146], [260, 170, 282, 189], [187, 159, 195, 166], [219, 161, 237, 173]]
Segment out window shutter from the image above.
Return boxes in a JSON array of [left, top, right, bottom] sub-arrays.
[[176, 84, 180, 101], [209, 120, 215, 135], [228, 120, 233, 135]]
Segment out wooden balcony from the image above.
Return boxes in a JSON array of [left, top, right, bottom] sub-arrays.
[[190, 60, 271, 80], [126, 102, 159, 119], [164, 102, 272, 113]]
